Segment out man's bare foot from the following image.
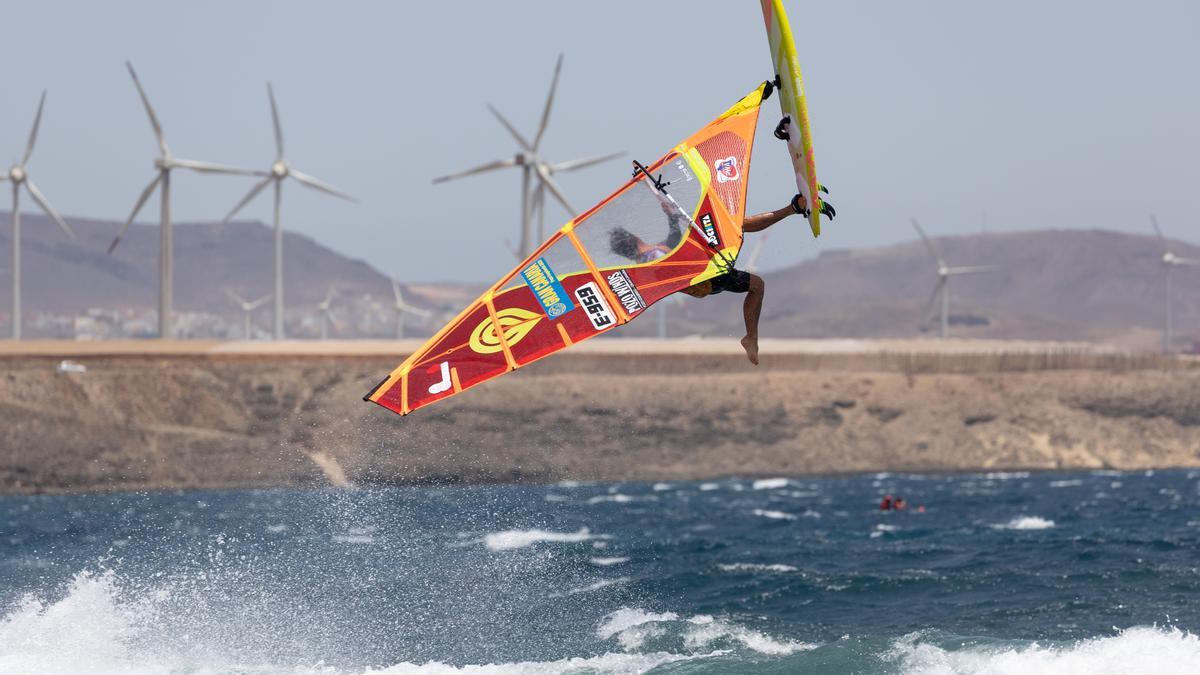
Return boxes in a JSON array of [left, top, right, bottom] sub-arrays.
[[740, 335, 759, 365]]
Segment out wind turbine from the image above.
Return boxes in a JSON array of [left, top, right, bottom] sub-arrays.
[[223, 288, 271, 339], [223, 83, 356, 341], [744, 234, 769, 274], [1151, 214, 1200, 354], [108, 61, 257, 339], [433, 54, 623, 259], [391, 279, 431, 339], [912, 218, 999, 339], [315, 288, 338, 340], [2, 92, 77, 340]]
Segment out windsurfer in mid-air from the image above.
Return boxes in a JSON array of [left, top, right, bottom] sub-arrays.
[[610, 193, 834, 366]]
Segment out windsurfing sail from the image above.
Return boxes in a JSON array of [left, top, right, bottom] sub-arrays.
[[761, 0, 826, 237], [365, 84, 768, 416]]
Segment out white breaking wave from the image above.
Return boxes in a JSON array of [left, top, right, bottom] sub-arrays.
[[683, 614, 805, 656], [983, 472, 1031, 480], [483, 528, 600, 552], [698, 483, 721, 491], [890, 626, 1200, 675], [587, 494, 656, 504], [1048, 479, 1084, 488], [596, 607, 812, 656], [652, 482, 673, 492], [562, 577, 630, 596], [718, 563, 798, 574], [752, 478, 790, 490], [0, 569, 141, 675], [752, 509, 797, 521], [371, 650, 712, 674], [590, 557, 629, 566], [994, 516, 1056, 531]]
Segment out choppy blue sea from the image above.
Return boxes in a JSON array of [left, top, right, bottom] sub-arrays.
[[2, 470, 1200, 674]]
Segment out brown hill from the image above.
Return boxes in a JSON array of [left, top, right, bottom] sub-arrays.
[[0, 212, 476, 338], [656, 229, 1200, 350], [4, 214, 1198, 347]]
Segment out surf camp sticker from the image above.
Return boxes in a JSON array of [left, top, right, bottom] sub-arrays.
[[521, 257, 575, 319]]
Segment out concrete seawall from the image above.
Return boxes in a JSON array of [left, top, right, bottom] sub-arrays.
[[1, 339, 1197, 494]]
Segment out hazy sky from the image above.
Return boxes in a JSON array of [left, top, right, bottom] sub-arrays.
[[3, 1, 1198, 283]]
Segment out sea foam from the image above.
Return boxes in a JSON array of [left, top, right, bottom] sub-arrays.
[[483, 527, 599, 552], [596, 607, 811, 656], [994, 516, 1056, 531], [889, 626, 1200, 675]]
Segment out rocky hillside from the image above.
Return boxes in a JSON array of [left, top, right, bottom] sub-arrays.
[[0, 348, 1196, 494]]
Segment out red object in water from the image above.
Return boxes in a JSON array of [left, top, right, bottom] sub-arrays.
[[880, 495, 893, 511]]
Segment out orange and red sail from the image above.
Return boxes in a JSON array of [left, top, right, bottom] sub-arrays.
[[365, 85, 767, 416]]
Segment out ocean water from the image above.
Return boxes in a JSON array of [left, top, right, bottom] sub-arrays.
[[2, 470, 1199, 674]]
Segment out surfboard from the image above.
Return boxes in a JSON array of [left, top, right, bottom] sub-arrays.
[[760, 0, 825, 237]]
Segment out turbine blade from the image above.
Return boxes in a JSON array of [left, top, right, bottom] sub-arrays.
[[534, 163, 575, 215], [910, 217, 945, 267], [289, 169, 356, 202], [1175, 257, 1200, 267], [223, 288, 248, 306], [171, 158, 266, 176], [551, 151, 626, 173], [487, 105, 532, 151], [432, 157, 518, 184], [323, 287, 336, 305], [532, 53, 563, 151], [398, 302, 432, 318], [1150, 213, 1165, 246], [24, 179, 76, 241], [21, 91, 46, 167], [110, 173, 164, 253], [746, 234, 768, 272], [946, 265, 1002, 275], [126, 61, 169, 157], [249, 293, 272, 309], [391, 278, 403, 305], [223, 176, 273, 222], [922, 278, 946, 321], [267, 83, 284, 161]]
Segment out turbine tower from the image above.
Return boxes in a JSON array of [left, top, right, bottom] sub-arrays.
[[315, 288, 337, 340], [109, 61, 257, 339], [223, 83, 356, 340], [1151, 214, 1200, 354], [2, 92, 77, 340], [223, 288, 271, 339], [433, 54, 623, 259], [912, 218, 999, 339], [391, 279, 431, 339]]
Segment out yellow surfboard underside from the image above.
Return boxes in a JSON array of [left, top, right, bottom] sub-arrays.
[[761, 0, 823, 237]]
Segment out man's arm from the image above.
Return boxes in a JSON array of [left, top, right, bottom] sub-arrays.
[[743, 204, 796, 233]]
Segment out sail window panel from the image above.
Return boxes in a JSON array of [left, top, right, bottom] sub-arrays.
[[572, 162, 704, 272]]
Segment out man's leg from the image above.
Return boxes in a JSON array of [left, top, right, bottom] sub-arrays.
[[740, 273, 765, 365]]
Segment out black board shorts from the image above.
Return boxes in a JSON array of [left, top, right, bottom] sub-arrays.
[[709, 268, 752, 295]]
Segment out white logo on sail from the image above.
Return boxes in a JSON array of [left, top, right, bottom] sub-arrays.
[[428, 361, 452, 394]]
